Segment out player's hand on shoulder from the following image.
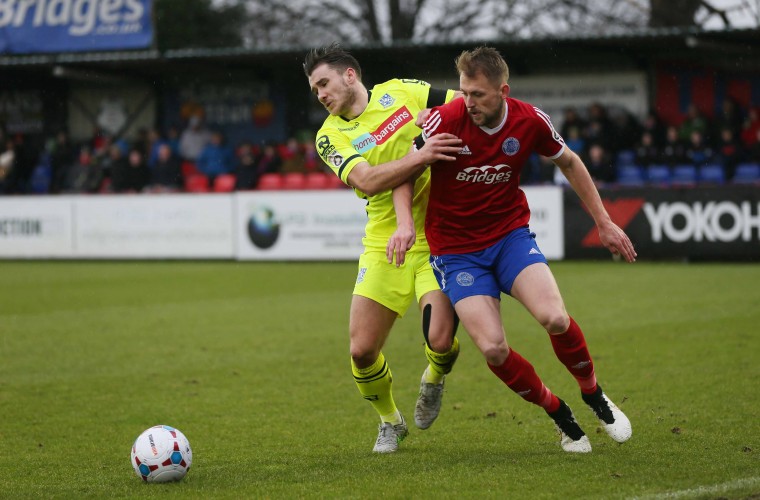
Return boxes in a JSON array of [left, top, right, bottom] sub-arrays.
[[415, 108, 432, 127], [598, 220, 637, 263], [386, 224, 416, 267], [418, 133, 462, 164]]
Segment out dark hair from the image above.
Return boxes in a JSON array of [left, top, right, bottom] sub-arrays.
[[303, 42, 362, 80], [455, 46, 509, 87]]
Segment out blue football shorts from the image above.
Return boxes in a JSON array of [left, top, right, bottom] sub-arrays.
[[429, 226, 549, 305]]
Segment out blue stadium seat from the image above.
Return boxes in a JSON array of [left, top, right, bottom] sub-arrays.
[[698, 164, 725, 184], [615, 149, 636, 167], [616, 164, 645, 186], [732, 162, 760, 184], [646, 164, 672, 186], [671, 164, 697, 187]]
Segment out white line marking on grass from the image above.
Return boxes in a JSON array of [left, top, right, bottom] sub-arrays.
[[631, 476, 760, 499]]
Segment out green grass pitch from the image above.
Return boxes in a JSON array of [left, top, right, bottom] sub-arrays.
[[0, 260, 758, 499]]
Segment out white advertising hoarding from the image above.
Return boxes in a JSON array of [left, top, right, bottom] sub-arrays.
[[0, 197, 74, 257], [235, 191, 367, 261], [74, 194, 234, 258], [523, 186, 564, 260]]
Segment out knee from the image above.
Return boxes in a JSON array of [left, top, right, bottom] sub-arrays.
[[426, 328, 454, 353], [481, 342, 509, 366], [540, 312, 570, 335], [349, 346, 377, 369]]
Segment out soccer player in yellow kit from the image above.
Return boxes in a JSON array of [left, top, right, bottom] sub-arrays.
[[304, 43, 463, 453]]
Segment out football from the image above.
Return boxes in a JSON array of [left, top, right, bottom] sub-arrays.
[[130, 425, 193, 483]]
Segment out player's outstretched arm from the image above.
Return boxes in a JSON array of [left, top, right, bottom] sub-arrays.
[[554, 148, 637, 263], [347, 133, 461, 196]]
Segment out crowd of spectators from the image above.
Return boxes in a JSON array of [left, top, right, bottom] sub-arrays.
[[1, 97, 759, 196], [535, 98, 760, 186]]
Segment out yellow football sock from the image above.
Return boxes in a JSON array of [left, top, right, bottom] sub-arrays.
[[351, 353, 401, 424], [424, 336, 460, 384]]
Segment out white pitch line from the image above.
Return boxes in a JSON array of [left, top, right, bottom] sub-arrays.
[[631, 476, 760, 499]]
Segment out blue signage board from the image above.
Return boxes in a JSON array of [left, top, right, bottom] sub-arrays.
[[0, 0, 153, 54]]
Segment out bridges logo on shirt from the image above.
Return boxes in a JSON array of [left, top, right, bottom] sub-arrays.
[[351, 107, 413, 153], [455, 164, 513, 185]]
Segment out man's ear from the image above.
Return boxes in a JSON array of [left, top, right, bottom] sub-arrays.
[[345, 67, 357, 84], [502, 83, 510, 99]]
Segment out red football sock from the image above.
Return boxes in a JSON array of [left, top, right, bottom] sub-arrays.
[[550, 316, 598, 394], [488, 349, 560, 413]]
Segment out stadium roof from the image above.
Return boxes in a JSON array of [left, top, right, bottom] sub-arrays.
[[1, 26, 757, 76]]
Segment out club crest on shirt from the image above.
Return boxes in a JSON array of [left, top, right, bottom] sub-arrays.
[[378, 93, 395, 108], [456, 272, 474, 287], [502, 137, 520, 156]]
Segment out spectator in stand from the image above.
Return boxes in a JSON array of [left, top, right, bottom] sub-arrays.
[[61, 145, 103, 194], [747, 128, 760, 163], [0, 137, 16, 193], [660, 125, 688, 166], [585, 103, 616, 153], [563, 127, 586, 160], [196, 130, 234, 184], [610, 108, 642, 153], [280, 137, 308, 173], [740, 107, 760, 149], [634, 131, 659, 167], [560, 107, 587, 146], [179, 115, 212, 163], [584, 143, 615, 185], [256, 142, 283, 180], [714, 127, 745, 180], [301, 139, 321, 172], [146, 143, 182, 192], [112, 147, 150, 193], [641, 109, 666, 147], [234, 141, 259, 190], [145, 128, 164, 168], [678, 104, 710, 143], [2, 133, 36, 194], [713, 97, 744, 140], [684, 130, 714, 167], [50, 130, 75, 193]]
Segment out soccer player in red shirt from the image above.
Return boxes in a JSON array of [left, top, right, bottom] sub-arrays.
[[393, 47, 636, 453]]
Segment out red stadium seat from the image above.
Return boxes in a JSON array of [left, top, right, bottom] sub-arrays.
[[305, 172, 332, 189], [282, 172, 307, 190], [184, 173, 210, 193], [213, 173, 237, 192], [257, 173, 283, 190], [181, 161, 199, 176]]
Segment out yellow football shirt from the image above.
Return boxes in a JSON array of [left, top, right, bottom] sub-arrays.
[[315, 79, 455, 252]]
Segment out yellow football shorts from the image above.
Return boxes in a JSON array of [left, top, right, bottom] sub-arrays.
[[353, 250, 440, 318]]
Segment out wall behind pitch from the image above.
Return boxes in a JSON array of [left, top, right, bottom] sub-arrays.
[[0, 187, 565, 261]]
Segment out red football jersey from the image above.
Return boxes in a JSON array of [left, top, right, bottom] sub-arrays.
[[422, 97, 565, 254]]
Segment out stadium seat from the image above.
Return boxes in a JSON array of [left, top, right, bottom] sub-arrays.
[[615, 149, 636, 167], [697, 164, 725, 185], [646, 164, 671, 186], [282, 172, 307, 190], [732, 162, 760, 184], [213, 173, 237, 192], [305, 172, 332, 189], [615, 164, 645, 186], [181, 161, 199, 177], [671, 164, 697, 187], [184, 173, 210, 193], [257, 173, 283, 190]]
